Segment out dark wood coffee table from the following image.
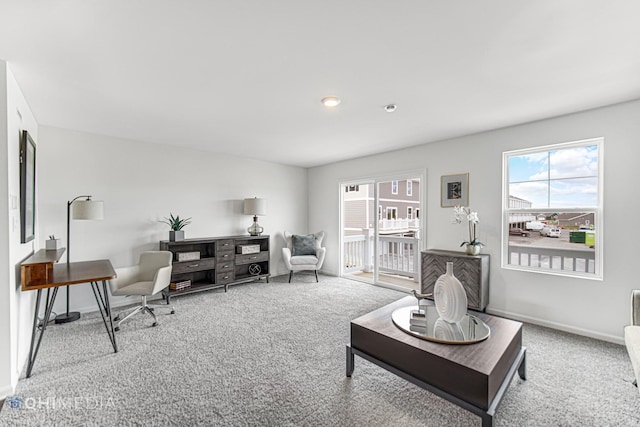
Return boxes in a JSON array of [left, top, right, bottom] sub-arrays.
[[346, 296, 526, 427]]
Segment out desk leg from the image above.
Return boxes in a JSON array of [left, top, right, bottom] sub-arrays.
[[90, 280, 118, 353], [26, 287, 59, 378]]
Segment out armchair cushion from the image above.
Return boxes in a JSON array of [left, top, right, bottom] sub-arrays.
[[292, 234, 317, 256], [290, 255, 319, 265]]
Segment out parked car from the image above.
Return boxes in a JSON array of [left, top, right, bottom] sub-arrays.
[[509, 228, 530, 237], [540, 226, 561, 237]]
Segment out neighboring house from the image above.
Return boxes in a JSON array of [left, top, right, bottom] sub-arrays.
[[556, 213, 595, 229], [343, 185, 375, 236], [343, 180, 420, 236]]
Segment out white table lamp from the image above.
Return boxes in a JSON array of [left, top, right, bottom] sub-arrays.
[[244, 197, 266, 236]]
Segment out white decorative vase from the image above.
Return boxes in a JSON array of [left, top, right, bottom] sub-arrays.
[[465, 244, 480, 256], [433, 262, 468, 323]]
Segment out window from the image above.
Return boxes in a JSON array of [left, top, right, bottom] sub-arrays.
[[391, 180, 398, 195], [502, 138, 602, 279], [378, 205, 382, 220], [407, 207, 413, 219], [386, 207, 397, 220], [407, 180, 413, 196], [345, 185, 360, 193]]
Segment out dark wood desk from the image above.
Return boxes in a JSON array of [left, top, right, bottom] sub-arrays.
[[21, 252, 118, 377]]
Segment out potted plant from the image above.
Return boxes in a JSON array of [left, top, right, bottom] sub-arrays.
[[452, 206, 484, 255], [160, 213, 192, 242]]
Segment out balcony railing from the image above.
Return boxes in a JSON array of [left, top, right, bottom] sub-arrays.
[[379, 218, 420, 232], [507, 245, 595, 273], [345, 234, 596, 281], [343, 229, 419, 281]]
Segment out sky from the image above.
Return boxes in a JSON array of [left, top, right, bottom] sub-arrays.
[[508, 145, 598, 208]]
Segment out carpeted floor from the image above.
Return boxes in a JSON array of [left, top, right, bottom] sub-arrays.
[[1, 274, 639, 426]]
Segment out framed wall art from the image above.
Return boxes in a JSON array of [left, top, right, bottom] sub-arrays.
[[20, 130, 36, 243], [440, 173, 468, 207]]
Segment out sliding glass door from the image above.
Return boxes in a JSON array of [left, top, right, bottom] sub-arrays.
[[340, 172, 424, 291], [341, 182, 376, 284]]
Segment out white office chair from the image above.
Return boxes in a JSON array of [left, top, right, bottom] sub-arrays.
[[282, 231, 326, 282], [109, 251, 174, 331]]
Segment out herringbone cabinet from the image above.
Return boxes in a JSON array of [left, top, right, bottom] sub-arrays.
[[421, 250, 489, 311]]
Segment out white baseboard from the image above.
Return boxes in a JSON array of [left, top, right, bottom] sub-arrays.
[[487, 307, 624, 345], [0, 382, 15, 400]]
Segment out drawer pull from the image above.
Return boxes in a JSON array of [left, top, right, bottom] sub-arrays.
[[189, 264, 199, 268], [223, 254, 229, 258], [223, 265, 229, 268]]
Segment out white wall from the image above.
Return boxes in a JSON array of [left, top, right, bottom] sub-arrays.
[[0, 61, 39, 399], [36, 126, 308, 316], [309, 99, 640, 344]]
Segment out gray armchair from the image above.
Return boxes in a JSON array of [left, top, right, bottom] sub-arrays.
[[282, 231, 326, 282], [624, 290, 640, 391]]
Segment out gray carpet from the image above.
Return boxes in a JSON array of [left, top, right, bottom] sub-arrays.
[[1, 274, 639, 426]]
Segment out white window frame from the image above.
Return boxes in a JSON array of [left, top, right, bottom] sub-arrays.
[[391, 180, 398, 195], [407, 180, 413, 196], [386, 206, 397, 220], [501, 137, 603, 280], [407, 207, 413, 219]]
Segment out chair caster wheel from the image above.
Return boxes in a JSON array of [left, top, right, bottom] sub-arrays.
[[152, 322, 158, 327], [114, 316, 120, 322], [114, 326, 120, 332], [170, 310, 175, 315]]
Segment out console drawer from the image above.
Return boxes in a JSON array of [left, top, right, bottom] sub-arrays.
[[216, 271, 235, 284], [216, 240, 234, 252], [217, 260, 235, 272], [216, 250, 234, 262], [173, 257, 216, 274], [236, 251, 268, 265]]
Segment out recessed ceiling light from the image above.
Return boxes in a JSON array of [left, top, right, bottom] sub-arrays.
[[321, 96, 341, 108], [384, 104, 397, 113]]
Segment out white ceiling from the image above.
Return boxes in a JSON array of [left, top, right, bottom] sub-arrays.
[[1, 1, 639, 168]]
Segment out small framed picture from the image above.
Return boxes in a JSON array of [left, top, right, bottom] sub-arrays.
[[441, 173, 469, 207]]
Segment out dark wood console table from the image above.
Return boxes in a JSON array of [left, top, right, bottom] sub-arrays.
[[21, 250, 118, 377], [160, 235, 270, 302]]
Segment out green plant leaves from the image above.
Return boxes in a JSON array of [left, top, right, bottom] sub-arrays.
[[160, 213, 192, 231]]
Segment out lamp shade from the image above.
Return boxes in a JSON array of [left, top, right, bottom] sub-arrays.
[[244, 198, 267, 216], [71, 200, 104, 220]]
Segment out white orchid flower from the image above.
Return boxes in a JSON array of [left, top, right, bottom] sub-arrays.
[[451, 206, 484, 249]]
